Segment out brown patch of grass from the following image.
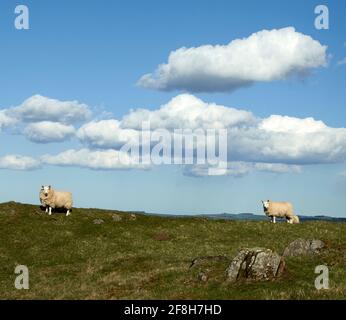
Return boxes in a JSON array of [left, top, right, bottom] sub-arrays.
[[152, 231, 170, 241]]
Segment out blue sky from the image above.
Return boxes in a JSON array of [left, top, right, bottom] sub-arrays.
[[0, 0, 345, 216]]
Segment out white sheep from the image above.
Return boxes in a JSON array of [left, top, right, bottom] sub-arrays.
[[39, 188, 47, 211], [261, 200, 300, 224], [291, 215, 300, 224], [40, 185, 73, 216]]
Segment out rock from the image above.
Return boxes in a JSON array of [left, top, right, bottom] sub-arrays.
[[226, 248, 285, 282], [129, 214, 137, 221], [283, 238, 325, 257], [93, 219, 104, 225], [112, 214, 122, 222]]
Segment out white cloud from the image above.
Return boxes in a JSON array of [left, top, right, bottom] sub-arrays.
[[24, 121, 76, 143], [253, 163, 301, 174], [10, 95, 91, 124], [121, 94, 255, 130], [41, 148, 150, 170], [230, 116, 346, 164], [78, 94, 254, 150], [78, 94, 346, 167], [2, 94, 346, 176], [259, 115, 326, 133], [0, 155, 41, 170], [79, 94, 253, 140], [184, 162, 249, 177], [0, 110, 17, 131], [0, 95, 92, 143], [138, 27, 327, 93], [184, 162, 301, 177], [77, 119, 140, 148]]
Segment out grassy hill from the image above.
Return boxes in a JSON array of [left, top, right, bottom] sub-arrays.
[[0, 201, 345, 300]]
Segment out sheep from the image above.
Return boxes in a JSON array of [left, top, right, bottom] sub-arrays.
[[39, 188, 48, 213], [291, 214, 300, 224], [40, 185, 73, 216], [261, 200, 300, 224]]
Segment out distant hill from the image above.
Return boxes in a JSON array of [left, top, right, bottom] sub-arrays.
[[144, 211, 346, 222]]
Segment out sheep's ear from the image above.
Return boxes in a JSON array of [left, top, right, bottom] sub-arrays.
[[49, 185, 51, 190], [267, 199, 270, 202], [41, 185, 44, 189]]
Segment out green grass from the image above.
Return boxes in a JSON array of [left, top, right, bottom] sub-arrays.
[[0, 201, 345, 300]]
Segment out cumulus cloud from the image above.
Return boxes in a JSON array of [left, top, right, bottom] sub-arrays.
[[24, 121, 76, 143], [41, 148, 149, 170], [0, 155, 41, 170], [0, 110, 17, 131], [138, 27, 327, 93], [3, 94, 346, 176], [78, 94, 254, 147], [121, 94, 255, 130], [10, 95, 91, 124], [230, 116, 346, 165], [0, 94, 92, 143], [259, 115, 327, 133], [78, 94, 346, 167], [77, 119, 140, 149]]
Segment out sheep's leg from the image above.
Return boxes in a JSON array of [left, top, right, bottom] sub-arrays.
[[273, 216, 276, 224], [45, 207, 48, 214], [48, 207, 52, 215], [66, 209, 70, 217]]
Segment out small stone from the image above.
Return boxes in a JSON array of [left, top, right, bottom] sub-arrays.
[[129, 214, 137, 221]]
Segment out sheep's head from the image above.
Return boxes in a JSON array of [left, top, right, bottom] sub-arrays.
[[41, 185, 52, 197], [261, 200, 270, 210]]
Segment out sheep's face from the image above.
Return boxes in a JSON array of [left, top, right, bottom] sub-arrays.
[[41, 185, 51, 197], [262, 200, 270, 210]]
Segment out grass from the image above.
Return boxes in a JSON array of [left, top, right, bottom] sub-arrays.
[[0, 201, 345, 300]]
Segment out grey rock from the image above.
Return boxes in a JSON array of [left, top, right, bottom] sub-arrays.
[[283, 238, 325, 257], [93, 219, 104, 225], [226, 248, 285, 282]]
